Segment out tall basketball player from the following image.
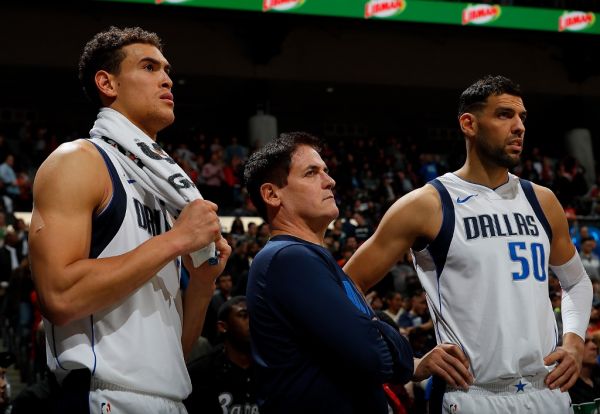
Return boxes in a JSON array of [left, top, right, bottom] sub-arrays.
[[345, 76, 592, 413], [29, 27, 230, 413]]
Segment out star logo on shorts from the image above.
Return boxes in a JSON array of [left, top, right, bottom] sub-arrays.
[[514, 379, 527, 393]]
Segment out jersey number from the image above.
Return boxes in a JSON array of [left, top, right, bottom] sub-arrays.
[[508, 242, 547, 281]]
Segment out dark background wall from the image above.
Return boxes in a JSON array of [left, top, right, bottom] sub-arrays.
[[2, 1, 600, 157]]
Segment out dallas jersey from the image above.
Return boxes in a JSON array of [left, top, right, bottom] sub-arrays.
[[44, 139, 191, 400], [412, 172, 557, 385]]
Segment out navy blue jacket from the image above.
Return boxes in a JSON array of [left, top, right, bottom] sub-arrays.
[[247, 235, 413, 413]]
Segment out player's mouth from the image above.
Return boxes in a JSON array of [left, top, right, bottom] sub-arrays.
[[160, 92, 174, 104], [507, 139, 523, 152]]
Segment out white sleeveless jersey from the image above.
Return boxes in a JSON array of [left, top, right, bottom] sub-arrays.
[[44, 140, 191, 400], [412, 172, 557, 385]]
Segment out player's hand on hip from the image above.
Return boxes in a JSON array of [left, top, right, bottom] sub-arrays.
[[413, 343, 474, 389], [544, 345, 582, 392], [172, 199, 221, 254]]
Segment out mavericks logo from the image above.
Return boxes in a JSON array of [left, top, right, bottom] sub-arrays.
[[263, 0, 305, 12], [462, 4, 501, 25], [559, 11, 595, 32], [364, 0, 406, 19]]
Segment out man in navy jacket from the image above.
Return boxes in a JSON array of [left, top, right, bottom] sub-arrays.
[[244, 132, 413, 413]]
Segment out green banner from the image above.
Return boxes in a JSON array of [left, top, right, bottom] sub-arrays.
[[97, 0, 599, 35]]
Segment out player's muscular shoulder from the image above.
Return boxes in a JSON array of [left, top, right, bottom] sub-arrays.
[[33, 139, 111, 212], [385, 184, 442, 241], [530, 183, 563, 225]]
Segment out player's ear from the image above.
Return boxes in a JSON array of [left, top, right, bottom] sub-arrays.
[[260, 183, 281, 208], [95, 70, 118, 101], [459, 112, 477, 138]]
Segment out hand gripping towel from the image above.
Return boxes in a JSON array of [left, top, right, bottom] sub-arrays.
[[89, 107, 216, 267]]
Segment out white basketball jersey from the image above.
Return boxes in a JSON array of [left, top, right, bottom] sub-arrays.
[[412, 172, 557, 384], [44, 140, 191, 400]]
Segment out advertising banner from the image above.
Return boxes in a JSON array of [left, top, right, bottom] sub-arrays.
[[98, 0, 599, 35]]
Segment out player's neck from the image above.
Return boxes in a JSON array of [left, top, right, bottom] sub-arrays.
[[455, 159, 509, 189]]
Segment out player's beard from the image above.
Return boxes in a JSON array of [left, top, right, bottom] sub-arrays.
[[475, 134, 521, 169]]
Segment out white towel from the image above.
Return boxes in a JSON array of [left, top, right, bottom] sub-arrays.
[[89, 107, 215, 267]]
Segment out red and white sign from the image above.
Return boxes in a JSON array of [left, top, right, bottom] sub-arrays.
[[462, 4, 501, 26], [559, 11, 595, 32], [364, 0, 406, 19], [263, 0, 305, 12]]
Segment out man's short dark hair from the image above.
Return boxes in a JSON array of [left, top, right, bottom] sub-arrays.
[[458, 75, 522, 117], [217, 296, 247, 323], [78, 26, 163, 108], [244, 132, 322, 221]]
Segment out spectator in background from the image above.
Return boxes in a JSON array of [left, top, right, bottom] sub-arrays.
[[418, 153, 438, 183], [201, 148, 226, 205], [353, 212, 373, 244], [223, 155, 244, 209], [568, 335, 600, 405], [0, 352, 16, 414], [550, 288, 563, 345], [229, 216, 245, 241], [0, 155, 20, 200], [383, 291, 404, 324], [185, 296, 258, 414], [246, 222, 258, 243], [389, 252, 418, 295], [203, 272, 234, 345], [0, 230, 19, 283], [224, 136, 248, 163], [555, 155, 588, 213], [397, 290, 429, 331], [580, 237, 600, 282], [341, 209, 356, 238], [255, 222, 270, 247], [0, 213, 7, 241], [588, 299, 600, 336], [518, 159, 540, 182], [329, 218, 347, 247], [12, 219, 28, 264], [366, 291, 384, 311]]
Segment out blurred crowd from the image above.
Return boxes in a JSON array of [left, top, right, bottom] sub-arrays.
[[1, 121, 600, 412]]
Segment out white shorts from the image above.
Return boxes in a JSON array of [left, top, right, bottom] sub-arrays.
[[441, 374, 572, 414], [89, 377, 187, 414]]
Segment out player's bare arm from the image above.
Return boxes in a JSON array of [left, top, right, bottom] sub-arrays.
[[344, 184, 442, 293], [30, 140, 221, 326], [533, 184, 576, 266], [534, 183, 587, 392], [181, 236, 232, 359], [345, 183, 476, 387]]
